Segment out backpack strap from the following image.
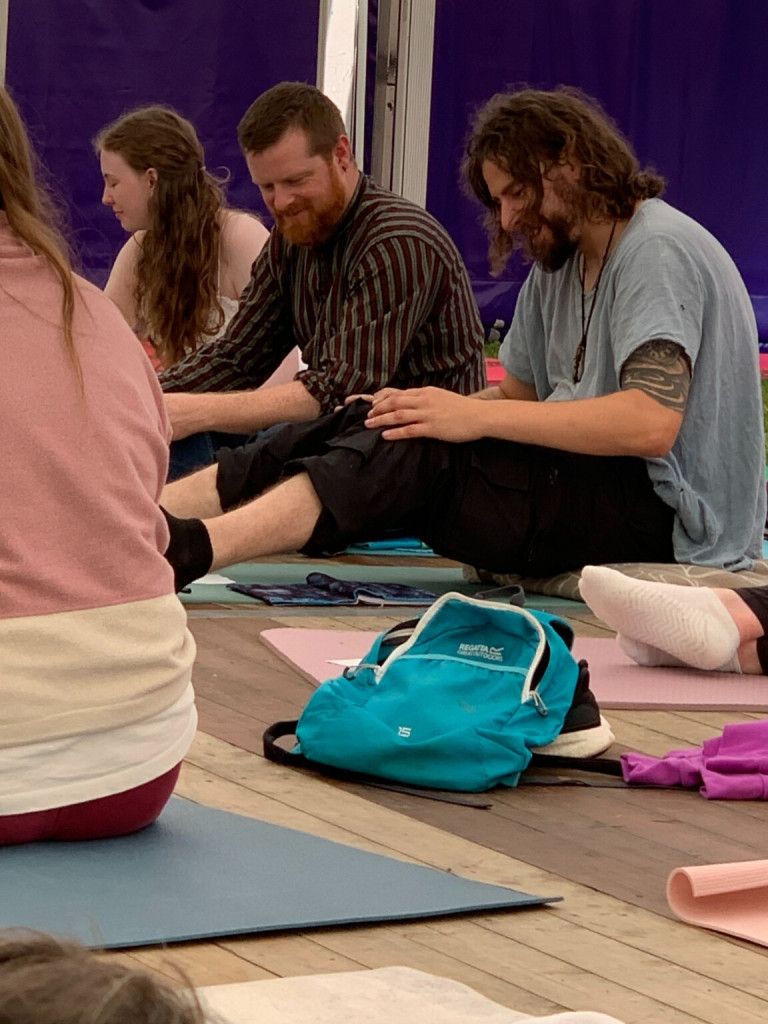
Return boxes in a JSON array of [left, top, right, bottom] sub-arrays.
[[264, 724, 648, 792], [262, 721, 493, 808], [521, 750, 629, 786], [374, 617, 421, 663], [544, 615, 575, 650], [525, 752, 673, 787], [519, 774, 630, 787], [474, 583, 526, 606], [528, 752, 624, 774]]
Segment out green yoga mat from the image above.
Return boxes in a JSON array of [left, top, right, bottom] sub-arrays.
[[0, 798, 559, 948], [179, 562, 480, 604], [179, 562, 583, 611]]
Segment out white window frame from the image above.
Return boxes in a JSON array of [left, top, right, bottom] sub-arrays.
[[370, 0, 437, 207], [316, 0, 368, 161]]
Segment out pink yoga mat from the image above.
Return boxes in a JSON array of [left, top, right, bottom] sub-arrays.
[[667, 860, 768, 946], [259, 630, 768, 711]]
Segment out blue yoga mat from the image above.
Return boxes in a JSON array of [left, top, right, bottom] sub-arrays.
[[344, 539, 437, 557], [0, 798, 559, 949]]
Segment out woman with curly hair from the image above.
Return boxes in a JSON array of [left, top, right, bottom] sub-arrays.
[[0, 86, 196, 845], [95, 104, 270, 369]]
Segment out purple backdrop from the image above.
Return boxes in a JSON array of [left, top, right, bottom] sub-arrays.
[[427, 0, 768, 339], [7, 1, 768, 339], [5, 0, 319, 284]]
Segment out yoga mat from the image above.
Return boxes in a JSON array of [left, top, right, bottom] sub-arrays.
[[260, 630, 768, 711], [198, 966, 626, 1024], [179, 562, 477, 605], [344, 539, 437, 557], [0, 798, 557, 949], [667, 860, 768, 946], [574, 638, 768, 711]]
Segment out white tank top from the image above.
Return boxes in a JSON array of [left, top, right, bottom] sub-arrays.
[[208, 293, 239, 342]]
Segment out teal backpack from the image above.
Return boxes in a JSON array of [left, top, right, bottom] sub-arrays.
[[263, 592, 612, 793]]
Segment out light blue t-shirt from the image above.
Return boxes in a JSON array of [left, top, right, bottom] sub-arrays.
[[499, 199, 765, 570]]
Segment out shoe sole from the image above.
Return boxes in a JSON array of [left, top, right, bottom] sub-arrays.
[[530, 715, 615, 758]]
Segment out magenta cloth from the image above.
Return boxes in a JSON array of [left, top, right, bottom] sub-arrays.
[[621, 721, 768, 799]]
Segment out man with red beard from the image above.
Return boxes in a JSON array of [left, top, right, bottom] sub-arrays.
[[159, 81, 485, 477], [161, 86, 763, 593]]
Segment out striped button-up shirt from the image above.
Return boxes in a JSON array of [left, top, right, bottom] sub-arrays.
[[160, 175, 486, 408]]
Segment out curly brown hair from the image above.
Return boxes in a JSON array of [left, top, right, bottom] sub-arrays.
[[464, 86, 665, 274], [0, 88, 79, 373], [0, 931, 206, 1024], [238, 81, 347, 159], [95, 105, 231, 366]]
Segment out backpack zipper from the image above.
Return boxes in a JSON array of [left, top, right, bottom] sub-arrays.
[[368, 591, 550, 714]]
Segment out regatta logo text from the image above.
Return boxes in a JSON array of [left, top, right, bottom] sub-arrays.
[[457, 643, 504, 662]]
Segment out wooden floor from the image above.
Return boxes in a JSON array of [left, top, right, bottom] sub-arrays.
[[104, 562, 768, 1023]]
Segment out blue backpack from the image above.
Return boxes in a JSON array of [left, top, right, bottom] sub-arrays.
[[264, 592, 602, 793]]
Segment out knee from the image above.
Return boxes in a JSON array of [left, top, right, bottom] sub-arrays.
[[161, 464, 222, 519]]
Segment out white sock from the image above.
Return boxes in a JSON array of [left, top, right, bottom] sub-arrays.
[[617, 634, 742, 673], [579, 566, 741, 671]]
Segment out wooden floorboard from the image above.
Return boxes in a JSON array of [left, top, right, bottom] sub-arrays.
[[116, 602, 768, 1020], [168, 730, 768, 1022], [187, 615, 768, 913]]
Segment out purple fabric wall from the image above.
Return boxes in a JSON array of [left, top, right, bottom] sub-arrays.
[[8, 1, 767, 337], [6, 0, 319, 283], [427, 0, 768, 339]]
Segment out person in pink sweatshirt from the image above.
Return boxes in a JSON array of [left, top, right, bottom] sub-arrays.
[[0, 87, 196, 845]]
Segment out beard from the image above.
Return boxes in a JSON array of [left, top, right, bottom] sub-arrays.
[[513, 178, 583, 272], [515, 206, 578, 272], [525, 213, 579, 272], [274, 167, 349, 247]]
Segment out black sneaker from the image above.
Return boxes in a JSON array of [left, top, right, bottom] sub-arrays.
[[530, 660, 614, 757]]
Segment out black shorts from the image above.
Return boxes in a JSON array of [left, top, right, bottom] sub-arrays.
[[215, 402, 675, 576]]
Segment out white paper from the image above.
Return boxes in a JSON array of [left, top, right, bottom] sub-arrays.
[[191, 573, 236, 585]]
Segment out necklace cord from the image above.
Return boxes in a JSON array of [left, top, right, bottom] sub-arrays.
[[572, 220, 618, 384]]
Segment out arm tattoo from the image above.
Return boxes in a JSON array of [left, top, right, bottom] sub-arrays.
[[620, 339, 691, 412]]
